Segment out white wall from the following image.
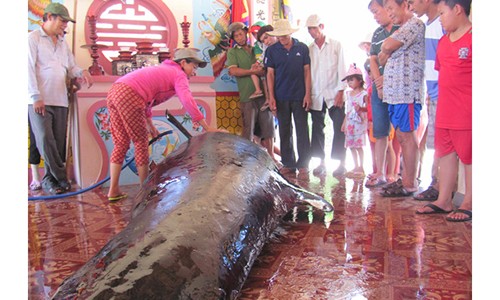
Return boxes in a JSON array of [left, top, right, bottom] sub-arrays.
[[287, 0, 378, 70]]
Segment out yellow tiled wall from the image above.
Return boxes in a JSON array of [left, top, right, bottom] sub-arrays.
[[216, 93, 242, 135]]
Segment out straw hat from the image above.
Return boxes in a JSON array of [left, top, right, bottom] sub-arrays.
[[173, 48, 207, 68], [341, 63, 363, 81], [268, 19, 299, 36]]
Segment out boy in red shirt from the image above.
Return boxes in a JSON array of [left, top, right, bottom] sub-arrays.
[[416, 0, 472, 222]]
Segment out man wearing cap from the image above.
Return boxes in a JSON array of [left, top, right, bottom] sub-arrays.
[[265, 19, 312, 179], [225, 22, 276, 162], [28, 3, 93, 194], [105, 48, 215, 202], [306, 14, 348, 177]]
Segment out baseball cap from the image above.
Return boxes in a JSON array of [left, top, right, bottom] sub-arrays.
[[44, 3, 76, 23], [250, 21, 266, 33]]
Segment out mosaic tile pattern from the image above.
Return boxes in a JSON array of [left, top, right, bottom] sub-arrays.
[[28, 170, 472, 299], [216, 92, 243, 135]]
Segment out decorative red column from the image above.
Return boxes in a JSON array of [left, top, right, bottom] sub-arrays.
[[83, 15, 107, 75], [180, 16, 191, 48]]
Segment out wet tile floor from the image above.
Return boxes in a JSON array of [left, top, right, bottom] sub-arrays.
[[28, 169, 472, 299]]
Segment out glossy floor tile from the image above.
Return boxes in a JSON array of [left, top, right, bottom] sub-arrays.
[[28, 169, 472, 299]]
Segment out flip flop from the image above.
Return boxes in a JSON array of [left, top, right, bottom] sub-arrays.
[[108, 193, 128, 202], [415, 203, 453, 215], [446, 209, 472, 222], [249, 92, 264, 99]]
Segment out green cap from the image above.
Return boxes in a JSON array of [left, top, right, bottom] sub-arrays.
[[44, 3, 76, 23]]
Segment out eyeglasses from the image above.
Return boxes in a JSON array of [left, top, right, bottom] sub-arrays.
[[191, 62, 199, 70]]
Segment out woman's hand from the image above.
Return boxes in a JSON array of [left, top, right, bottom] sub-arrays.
[[146, 118, 159, 138]]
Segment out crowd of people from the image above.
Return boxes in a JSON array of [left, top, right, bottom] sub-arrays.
[[28, 1, 472, 222], [225, 0, 472, 222]]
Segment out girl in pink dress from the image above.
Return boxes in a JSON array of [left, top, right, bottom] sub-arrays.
[[341, 64, 368, 178]]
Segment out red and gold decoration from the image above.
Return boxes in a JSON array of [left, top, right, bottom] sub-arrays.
[[81, 15, 107, 76]]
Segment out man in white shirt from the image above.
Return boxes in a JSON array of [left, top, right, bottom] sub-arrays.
[[306, 14, 347, 177], [28, 3, 93, 194]]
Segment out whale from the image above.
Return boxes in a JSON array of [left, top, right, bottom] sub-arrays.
[[51, 132, 333, 299]]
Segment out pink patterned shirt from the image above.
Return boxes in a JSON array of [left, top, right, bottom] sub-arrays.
[[116, 60, 204, 121]]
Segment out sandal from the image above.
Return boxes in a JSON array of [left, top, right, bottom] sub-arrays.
[[380, 185, 415, 198], [108, 193, 128, 202], [249, 91, 264, 99], [416, 203, 453, 215], [446, 209, 472, 222], [365, 177, 387, 188], [42, 179, 64, 195], [413, 186, 439, 201], [382, 178, 402, 191], [30, 181, 42, 191], [260, 102, 270, 111]]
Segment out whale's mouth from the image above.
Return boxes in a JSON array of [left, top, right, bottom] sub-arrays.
[[301, 198, 334, 212]]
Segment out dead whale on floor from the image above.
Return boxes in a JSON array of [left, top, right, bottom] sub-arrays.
[[52, 132, 333, 300]]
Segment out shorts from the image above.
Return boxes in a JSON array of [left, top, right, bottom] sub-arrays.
[[371, 85, 391, 138], [434, 127, 472, 164], [240, 97, 275, 140], [368, 122, 395, 144], [426, 100, 437, 149], [388, 102, 422, 132]]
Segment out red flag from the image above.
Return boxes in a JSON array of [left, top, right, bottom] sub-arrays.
[[231, 0, 250, 26]]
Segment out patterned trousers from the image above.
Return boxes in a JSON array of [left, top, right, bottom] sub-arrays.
[[107, 83, 149, 167]]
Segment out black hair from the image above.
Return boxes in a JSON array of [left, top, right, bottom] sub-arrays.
[[383, 0, 407, 6], [369, 0, 384, 9], [364, 58, 371, 73], [433, 0, 471, 16], [174, 58, 197, 66], [257, 25, 274, 42], [43, 13, 58, 22], [347, 74, 365, 86]]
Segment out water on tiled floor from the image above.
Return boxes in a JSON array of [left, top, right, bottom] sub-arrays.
[[27, 157, 471, 300]]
